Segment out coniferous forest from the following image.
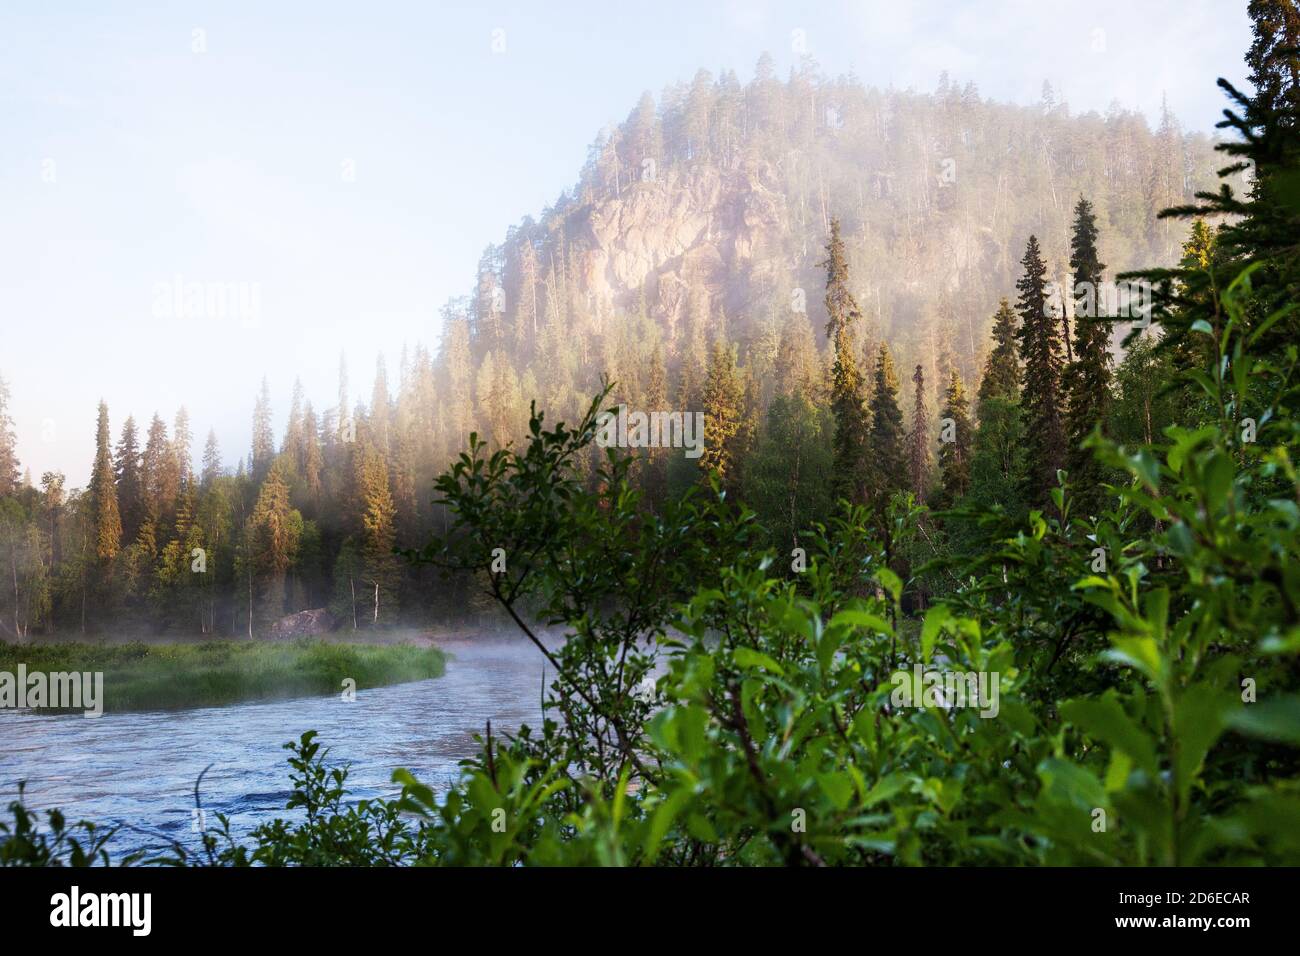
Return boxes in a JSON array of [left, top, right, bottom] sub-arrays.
[[0, 55, 1231, 640], [2, 0, 1300, 893]]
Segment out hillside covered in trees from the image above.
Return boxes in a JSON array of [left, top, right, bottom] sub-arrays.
[[0, 57, 1236, 640]]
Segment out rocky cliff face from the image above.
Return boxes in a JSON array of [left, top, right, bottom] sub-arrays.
[[566, 158, 788, 337]]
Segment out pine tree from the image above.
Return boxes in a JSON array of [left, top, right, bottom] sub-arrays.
[[978, 299, 1020, 409], [0, 374, 18, 496], [937, 369, 972, 505], [1063, 197, 1113, 507], [1015, 235, 1067, 504], [822, 218, 871, 503], [908, 364, 930, 504], [868, 342, 906, 500], [90, 401, 121, 561]]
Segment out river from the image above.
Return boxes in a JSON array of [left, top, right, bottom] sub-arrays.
[[0, 637, 549, 861]]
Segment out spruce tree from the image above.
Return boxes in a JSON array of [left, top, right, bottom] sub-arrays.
[[700, 338, 744, 490], [249, 456, 298, 632], [283, 379, 306, 466], [251, 377, 275, 479], [301, 403, 324, 504], [141, 413, 171, 537], [1015, 235, 1067, 504], [356, 444, 399, 625], [938, 369, 972, 505], [908, 364, 930, 504], [370, 356, 392, 457], [1063, 197, 1113, 509], [867, 342, 906, 500], [114, 416, 144, 543], [171, 406, 192, 496], [1137, 1, 1300, 353], [90, 401, 122, 561], [201, 429, 222, 487], [978, 299, 1020, 409], [821, 218, 871, 503]]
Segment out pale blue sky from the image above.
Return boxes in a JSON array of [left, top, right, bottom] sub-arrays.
[[0, 0, 1252, 486]]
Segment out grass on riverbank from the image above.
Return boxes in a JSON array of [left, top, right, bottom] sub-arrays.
[[0, 640, 446, 713]]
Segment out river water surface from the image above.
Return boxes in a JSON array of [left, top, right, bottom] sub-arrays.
[[0, 637, 548, 860]]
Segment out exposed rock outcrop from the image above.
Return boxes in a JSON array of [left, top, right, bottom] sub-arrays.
[[268, 608, 336, 640]]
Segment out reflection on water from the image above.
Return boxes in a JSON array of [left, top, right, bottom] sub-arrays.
[[0, 638, 548, 859]]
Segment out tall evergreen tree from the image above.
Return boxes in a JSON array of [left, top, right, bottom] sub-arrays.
[[283, 379, 306, 466], [1063, 197, 1113, 507], [1015, 235, 1068, 504], [867, 342, 906, 500], [1246, 0, 1300, 126], [699, 337, 744, 491], [370, 356, 392, 457], [249, 456, 298, 632], [141, 413, 171, 534], [201, 429, 222, 487], [937, 369, 972, 505], [251, 377, 275, 478], [301, 402, 324, 505], [356, 444, 399, 625], [114, 416, 144, 543], [90, 401, 121, 561], [821, 218, 871, 503], [908, 364, 930, 504], [977, 299, 1020, 409], [172, 406, 193, 493]]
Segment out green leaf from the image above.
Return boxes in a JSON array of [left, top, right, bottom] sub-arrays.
[[817, 771, 854, 811], [733, 646, 785, 676], [876, 567, 903, 605], [1227, 696, 1300, 746], [828, 608, 894, 636], [919, 604, 951, 665], [1061, 695, 1158, 775], [1102, 637, 1164, 685]]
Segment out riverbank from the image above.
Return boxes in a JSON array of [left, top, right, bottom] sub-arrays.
[[0, 640, 446, 713]]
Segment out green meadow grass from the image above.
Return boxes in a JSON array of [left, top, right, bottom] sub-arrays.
[[0, 640, 446, 713]]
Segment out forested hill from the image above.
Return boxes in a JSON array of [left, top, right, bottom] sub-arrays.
[[454, 57, 1221, 426], [0, 57, 1224, 638]]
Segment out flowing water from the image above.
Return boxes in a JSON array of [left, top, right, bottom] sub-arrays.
[[0, 637, 549, 860]]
